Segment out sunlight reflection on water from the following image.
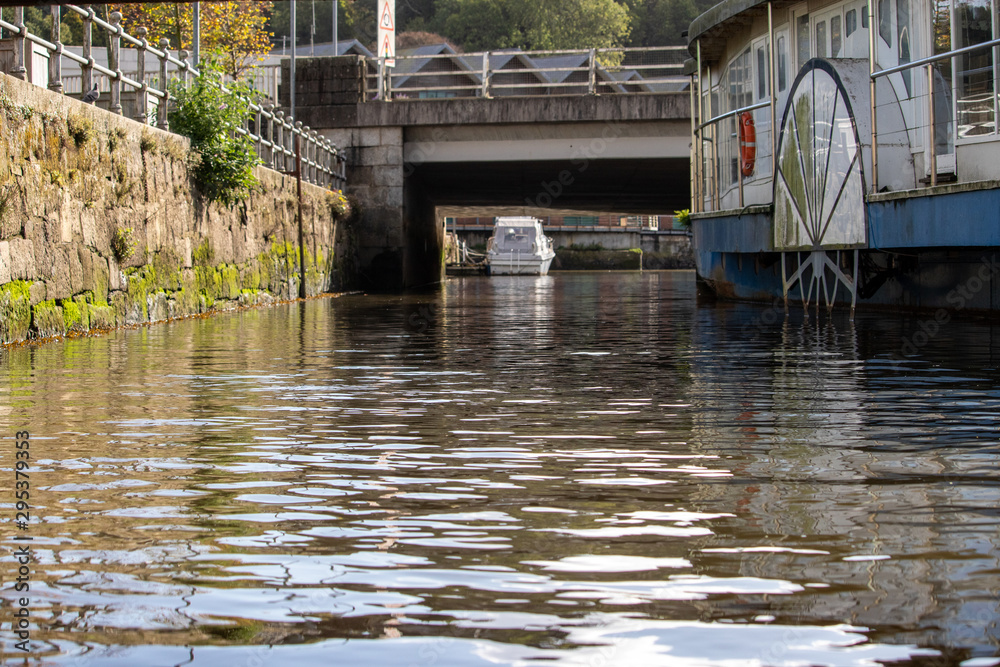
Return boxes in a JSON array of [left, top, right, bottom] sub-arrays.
[[3, 272, 1000, 664]]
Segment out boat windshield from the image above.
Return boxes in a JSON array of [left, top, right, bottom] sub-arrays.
[[495, 226, 536, 251]]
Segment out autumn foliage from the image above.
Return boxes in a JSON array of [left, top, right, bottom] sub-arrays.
[[113, 2, 273, 78]]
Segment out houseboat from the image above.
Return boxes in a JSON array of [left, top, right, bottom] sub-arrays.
[[687, 0, 1000, 311], [487, 217, 557, 275]]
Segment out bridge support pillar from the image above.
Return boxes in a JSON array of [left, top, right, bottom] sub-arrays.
[[324, 126, 442, 291]]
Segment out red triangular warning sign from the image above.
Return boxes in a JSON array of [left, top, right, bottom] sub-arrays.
[[380, 1, 394, 31], [382, 34, 393, 58]]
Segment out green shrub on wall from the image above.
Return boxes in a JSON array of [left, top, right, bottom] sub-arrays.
[[169, 58, 261, 208]]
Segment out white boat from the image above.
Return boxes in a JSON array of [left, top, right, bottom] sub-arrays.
[[486, 217, 556, 275]]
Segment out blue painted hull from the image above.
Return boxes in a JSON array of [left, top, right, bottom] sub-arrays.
[[693, 184, 1000, 312]]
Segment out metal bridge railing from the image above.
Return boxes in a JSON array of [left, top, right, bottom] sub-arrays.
[[364, 46, 688, 101], [0, 5, 345, 191]]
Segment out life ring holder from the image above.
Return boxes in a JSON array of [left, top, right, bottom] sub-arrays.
[[738, 111, 756, 177]]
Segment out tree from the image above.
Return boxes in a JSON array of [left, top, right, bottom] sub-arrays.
[[113, 2, 273, 78], [269, 0, 376, 51], [430, 0, 631, 51], [623, 0, 716, 46]]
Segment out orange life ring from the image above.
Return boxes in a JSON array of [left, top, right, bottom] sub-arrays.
[[738, 111, 756, 177]]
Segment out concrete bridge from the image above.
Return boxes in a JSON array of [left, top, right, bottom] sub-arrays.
[[287, 56, 693, 291]]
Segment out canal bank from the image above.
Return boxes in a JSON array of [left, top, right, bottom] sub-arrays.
[[0, 73, 356, 345]]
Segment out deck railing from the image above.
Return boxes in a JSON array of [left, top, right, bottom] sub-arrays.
[[0, 6, 345, 190], [364, 46, 688, 101], [870, 35, 1000, 190], [693, 31, 1000, 213]]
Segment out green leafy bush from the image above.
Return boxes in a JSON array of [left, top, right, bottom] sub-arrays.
[[169, 58, 260, 207], [673, 209, 691, 229]]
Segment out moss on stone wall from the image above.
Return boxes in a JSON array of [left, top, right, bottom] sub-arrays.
[[0, 281, 32, 344], [0, 72, 354, 345]]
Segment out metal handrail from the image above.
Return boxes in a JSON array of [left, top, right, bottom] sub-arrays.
[[697, 100, 770, 132], [0, 4, 346, 191], [872, 36, 1000, 79], [367, 45, 688, 100]]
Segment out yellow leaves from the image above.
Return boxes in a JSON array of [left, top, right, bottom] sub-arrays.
[[113, 2, 274, 79]]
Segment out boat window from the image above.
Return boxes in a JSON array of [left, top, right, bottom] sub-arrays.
[[496, 227, 536, 251], [797, 14, 811, 67], [896, 0, 911, 95], [831, 15, 843, 56], [778, 35, 788, 91], [878, 0, 892, 47], [954, 0, 995, 137], [862, 2, 869, 28], [816, 20, 828, 57], [846, 9, 857, 37], [756, 45, 768, 99]]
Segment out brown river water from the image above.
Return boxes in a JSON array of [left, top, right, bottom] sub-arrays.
[[1, 271, 999, 666]]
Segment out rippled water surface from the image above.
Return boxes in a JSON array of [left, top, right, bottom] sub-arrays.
[[3, 271, 1000, 666]]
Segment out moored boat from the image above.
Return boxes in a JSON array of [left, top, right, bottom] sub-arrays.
[[487, 217, 557, 275], [686, 0, 1000, 312]]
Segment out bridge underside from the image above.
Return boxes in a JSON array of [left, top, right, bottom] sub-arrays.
[[408, 158, 690, 213]]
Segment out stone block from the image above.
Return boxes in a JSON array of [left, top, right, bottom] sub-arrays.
[[8, 238, 35, 281], [29, 281, 46, 305], [381, 128, 404, 147], [359, 128, 382, 147], [68, 245, 84, 295], [350, 165, 376, 187], [374, 168, 403, 188], [0, 241, 10, 284]]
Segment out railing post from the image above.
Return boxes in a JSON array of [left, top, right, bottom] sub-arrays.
[[295, 121, 304, 177], [254, 106, 263, 160], [179, 50, 190, 87], [134, 27, 149, 124], [264, 105, 275, 168], [927, 64, 937, 187], [481, 51, 490, 98], [768, 2, 777, 179], [868, 0, 878, 193], [157, 38, 170, 130], [310, 131, 318, 184], [82, 6, 94, 98], [110, 11, 123, 115], [11, 7, 26, 81], [49, 5, 64, 94], [275, 111, 286, 172], [588, 48, 597, 95]]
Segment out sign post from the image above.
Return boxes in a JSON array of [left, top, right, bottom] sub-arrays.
[[378, 0, 395, 67]]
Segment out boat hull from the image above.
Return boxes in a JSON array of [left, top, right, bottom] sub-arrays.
[[488, 252, 555, 276], [693, 185, 1000, 312]]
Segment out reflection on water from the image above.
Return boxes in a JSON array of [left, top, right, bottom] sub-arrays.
[[2, 272, 1000, 665]]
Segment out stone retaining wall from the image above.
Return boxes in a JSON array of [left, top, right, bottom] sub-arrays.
[[0, 73, 354, 345]]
